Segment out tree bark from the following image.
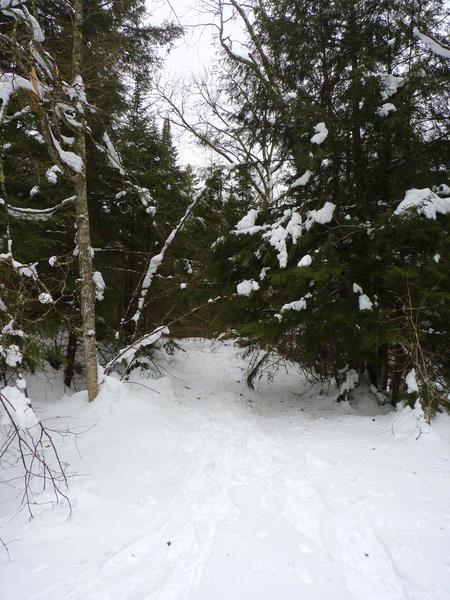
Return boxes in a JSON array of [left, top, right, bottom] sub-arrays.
[[0, 155, 12, 254], [72, 0, 98, 401], [390, 344, 407, 406], [348, 4, 364, 200], [64, 327, 78, 389]]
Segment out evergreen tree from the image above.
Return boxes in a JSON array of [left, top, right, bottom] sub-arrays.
[[210, 0, 450, 416], [0, 1, 181, 388]]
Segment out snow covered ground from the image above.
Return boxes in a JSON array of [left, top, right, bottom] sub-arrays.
[[1, 339, 450, 600]]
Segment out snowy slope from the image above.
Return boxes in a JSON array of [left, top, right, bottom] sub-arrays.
[[1, 339, 450, 600]]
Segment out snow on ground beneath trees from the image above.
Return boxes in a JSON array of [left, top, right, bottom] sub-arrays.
[[1, 339, 450, 600]]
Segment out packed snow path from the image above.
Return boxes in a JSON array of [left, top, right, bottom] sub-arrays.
[[1, 340, 450, 599]]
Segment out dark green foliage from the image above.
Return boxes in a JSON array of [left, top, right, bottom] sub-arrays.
[[210, 0, 450, 417], [1, 0, 448, 419], [0, 0, 183, 375]]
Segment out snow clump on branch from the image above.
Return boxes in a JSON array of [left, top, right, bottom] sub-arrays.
[[237, 280, 260, 297]]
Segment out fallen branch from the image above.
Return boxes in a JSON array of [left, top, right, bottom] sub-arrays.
[[0, 536, 10, 562], [104, 326, 168, 375], [0, 390, 71, 520], [128, 189, 206, 328], [105, 295, 226, 376]]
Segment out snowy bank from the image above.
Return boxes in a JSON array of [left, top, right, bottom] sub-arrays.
[[1, 340, 450, 600]]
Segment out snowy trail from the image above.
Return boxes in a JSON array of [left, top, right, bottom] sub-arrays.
[[1, 340, 450, 599]]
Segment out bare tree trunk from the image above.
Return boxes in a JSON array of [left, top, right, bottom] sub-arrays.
[[64, 326, 78, 389], [390, 344, 407, 406], [348, 4, 364, 200], [72, 0, 98, 401], [0, 155, 12, 254]]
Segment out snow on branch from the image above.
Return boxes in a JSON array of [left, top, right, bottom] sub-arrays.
[[96, 132, 156, 215], [377, 103, 396, 117], [305, 201, 335, 230], [237, 279, 259, 296], [0, 6, 87, 177], [0, 75, 83, 176], [413, 28, 450, 59], [233, 208, 266, 235], [0, 0, 45, 43], [353, 283, 373, 311], [104, 326, 169, 374], [281, 297, 308, 312], [7, 196, 76, 220], [381, 74, 404, 100], [130, 189, 206, 326], [310, 122, 328, 145], [0, 387, 71, 519], [48, 124, 83, 173], [395, 188, 450, 220], [0, 73, 43, 123], [291, 170, 313, 189], [109, 297, 227, 375], [93, 271, 105, 301], [220, 0, 283, 101], [102, 131, 125, 176], [231, 201, 334, 269], [0, 254, 38, 279]]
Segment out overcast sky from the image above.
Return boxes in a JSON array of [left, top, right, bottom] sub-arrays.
[[150, 0, 216, 77], [146, 1, 213, 165], [148, 0, 237, 167]]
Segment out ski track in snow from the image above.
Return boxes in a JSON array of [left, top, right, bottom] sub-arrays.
[[1, 339, 450, 599]]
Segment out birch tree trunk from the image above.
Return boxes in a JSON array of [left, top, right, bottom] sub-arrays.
[[72, 0, 98, 401]]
